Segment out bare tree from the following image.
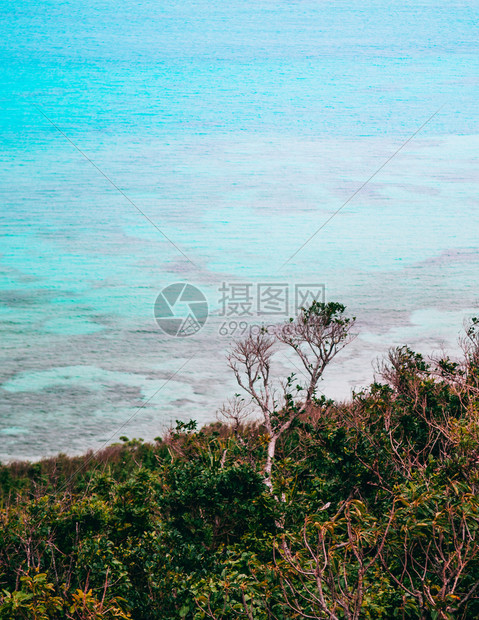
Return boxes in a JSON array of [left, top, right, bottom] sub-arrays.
[[460, 316, 479, 395], [227, 331, 278, 491], [216, 395, 255, 467], [227, 302, 356, 492], [217, 394, 254, 436], [277, 302, 356, 404]]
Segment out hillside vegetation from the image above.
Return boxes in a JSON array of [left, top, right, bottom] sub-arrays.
[[1, 303, 479, 619]]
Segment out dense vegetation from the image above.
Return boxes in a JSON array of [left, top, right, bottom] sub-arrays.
[[1, 304, 479, 619]]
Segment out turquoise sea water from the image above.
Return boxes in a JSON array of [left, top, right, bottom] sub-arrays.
[[1, 0, 478, 460]]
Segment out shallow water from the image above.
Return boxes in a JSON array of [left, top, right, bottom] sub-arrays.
[[1, 0, 478, 460]]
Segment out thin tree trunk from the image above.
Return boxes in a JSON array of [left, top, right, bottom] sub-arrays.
[[264, 434, 277, 492]]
